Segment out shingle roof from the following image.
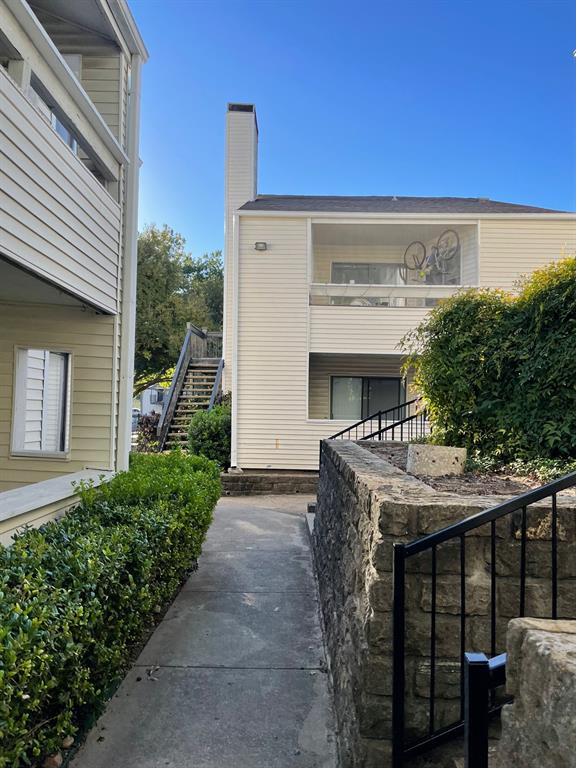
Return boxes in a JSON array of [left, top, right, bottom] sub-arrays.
[[239, 195, 566, 214]]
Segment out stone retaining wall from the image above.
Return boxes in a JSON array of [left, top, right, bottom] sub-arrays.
[[312, 440, 576, 767], [495, 618, 576, 768]]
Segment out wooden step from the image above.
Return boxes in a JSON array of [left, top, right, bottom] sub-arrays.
[[184, 382, 215, 388], [186, 369, 218, 375], [186, 369, 217, 374], [176, 404, 209, 409], [179, 394, 211, 399], [179, 393, 211, 399]]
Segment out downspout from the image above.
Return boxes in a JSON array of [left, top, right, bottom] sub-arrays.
[[116, 53, 143, 470], [231, 212, 240, 468]]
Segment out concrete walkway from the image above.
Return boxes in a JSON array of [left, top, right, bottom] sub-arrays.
[[71, 495, 337, 768]]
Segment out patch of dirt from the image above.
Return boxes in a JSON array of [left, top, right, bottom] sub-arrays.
[[420, 473, 538, 496], [361, 442, 559, 496]]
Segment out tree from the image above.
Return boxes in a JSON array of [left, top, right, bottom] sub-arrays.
[[133, 225, 223, 396], [183, 250, 224, 330]]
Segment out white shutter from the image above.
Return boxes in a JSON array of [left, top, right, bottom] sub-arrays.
[[42, 352, 67, 452], [22, 349, 46, 451]]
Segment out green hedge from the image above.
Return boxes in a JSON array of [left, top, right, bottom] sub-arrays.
[[188, 404, 231, 469], [0, 451, 220, 767], [403, 256, 576, 459]]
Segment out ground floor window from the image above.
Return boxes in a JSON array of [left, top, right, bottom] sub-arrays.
[[330, 376, 404, 420], [11, 348, 71, 455]]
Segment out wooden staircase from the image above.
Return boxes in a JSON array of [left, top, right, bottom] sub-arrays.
[[165, 362, 220, 448], [157, 325, 223, 451]]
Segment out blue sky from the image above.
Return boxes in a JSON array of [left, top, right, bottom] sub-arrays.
[[130, 0, 576, 258]]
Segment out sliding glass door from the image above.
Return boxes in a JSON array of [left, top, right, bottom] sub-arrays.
[[330, 376, 404, 419], [331, 377, 363, 420]]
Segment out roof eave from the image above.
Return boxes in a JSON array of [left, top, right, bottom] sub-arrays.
[[236, 209, 576, 220], [106, 0, 148, 60]]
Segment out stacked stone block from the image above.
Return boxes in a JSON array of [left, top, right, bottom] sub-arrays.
[[313, 440, 576, 767]]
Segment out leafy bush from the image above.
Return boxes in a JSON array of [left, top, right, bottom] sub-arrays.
[[403, 257, 576, 460], [188, 404, 231, 469], [0, 451, 220, 767]]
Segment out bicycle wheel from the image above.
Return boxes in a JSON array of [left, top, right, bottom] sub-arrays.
[[403, 241, 427, 274], [436, 230, 460, 264]]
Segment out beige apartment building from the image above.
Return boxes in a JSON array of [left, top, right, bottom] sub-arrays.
[[223, 104, 576, 471], [0, 0, 146, 542]]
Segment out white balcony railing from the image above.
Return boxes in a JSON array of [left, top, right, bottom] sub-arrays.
[[309, 283, 464, 307]]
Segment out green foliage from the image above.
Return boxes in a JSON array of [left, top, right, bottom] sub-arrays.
[[188, 405, 231, 469], [403, 257, 576, 460], [135, 225, 223, 395], [183, 251, 224, 331], [0, 452, 220, 766], [466, 452, 576, 484]]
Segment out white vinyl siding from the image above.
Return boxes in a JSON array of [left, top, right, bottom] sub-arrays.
[[81, 55, 122, 141], [0, 66, 121, 313], [12, 348, 70, 455], [236, 217, 309, 469], [0, 304, 115, 491], [309, 305, 429, 355], [479, 219, 576, 290], [460, 226, 478, 284]]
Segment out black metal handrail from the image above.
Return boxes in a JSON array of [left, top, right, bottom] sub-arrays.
[[392, 470, 576, 767], [362, 408, 428, 442], [329, 398, 426, 441]]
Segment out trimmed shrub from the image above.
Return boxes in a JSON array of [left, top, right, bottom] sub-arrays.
[[0, 451, 220, 767], [403, 256, 576, 459], [188, 404, 231, 469]]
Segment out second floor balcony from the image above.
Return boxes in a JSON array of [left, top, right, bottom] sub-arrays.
[[310, 221, 478, 308], [0, 64, 121, 314]]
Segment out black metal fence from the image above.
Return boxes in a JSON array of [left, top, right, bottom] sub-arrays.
[[464, 652, 506, 768], [329, 398, 428, 441], [391, 471, 576, 767]]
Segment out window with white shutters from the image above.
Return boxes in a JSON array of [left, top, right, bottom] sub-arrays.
[[12, 349, 70, 455]]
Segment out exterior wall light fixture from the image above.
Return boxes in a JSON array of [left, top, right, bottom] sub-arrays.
[[254, 242, 268, 251]]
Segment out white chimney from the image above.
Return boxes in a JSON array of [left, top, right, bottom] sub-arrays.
[[223, 104, 258, 392], [225, 103, 258, 214]]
